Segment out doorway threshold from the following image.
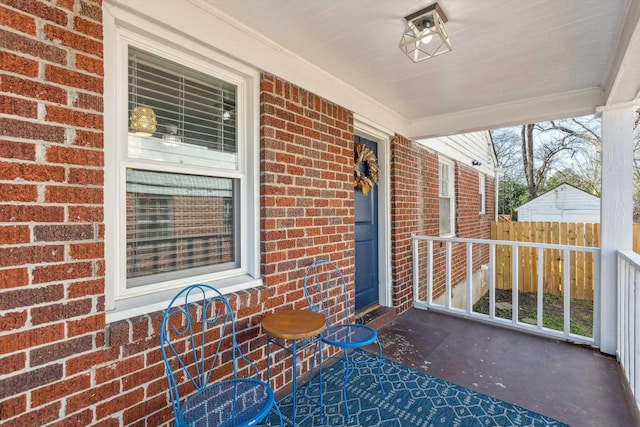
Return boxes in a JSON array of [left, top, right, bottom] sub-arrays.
[[358, 305, 397, 330]]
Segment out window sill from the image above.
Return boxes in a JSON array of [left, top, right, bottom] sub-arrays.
[[105, 274, 263, 324]]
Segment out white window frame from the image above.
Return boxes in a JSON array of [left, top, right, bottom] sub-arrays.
[[479, 174, 486, 214], [439, 158, 455, 237], [104, 15, 261, 323]]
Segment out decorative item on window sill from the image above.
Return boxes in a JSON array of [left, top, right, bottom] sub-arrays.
[[354, 143, 379, 196], [400, 2, 451, 63], [129, 105, 157, 136]]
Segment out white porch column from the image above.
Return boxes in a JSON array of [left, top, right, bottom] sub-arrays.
[[598, 103, 637, 355]]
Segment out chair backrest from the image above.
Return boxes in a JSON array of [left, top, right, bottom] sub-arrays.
[[303, 259, 354, 327], [160, 284, 258, 420]]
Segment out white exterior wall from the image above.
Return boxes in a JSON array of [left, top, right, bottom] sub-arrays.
[[516, 184, 600, 223], [416, 131, 496, 176]]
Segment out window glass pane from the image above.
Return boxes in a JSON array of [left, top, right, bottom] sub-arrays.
[[439, 162, 449, 197], [127, 47, 237, 169], [440, 197, 451, 235], [126, 169, 237, 287], [479, 174, 486, 213]]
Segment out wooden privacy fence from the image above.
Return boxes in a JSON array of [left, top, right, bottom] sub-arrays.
[[491, 221, 640, 301], [491, 221, 597, 300]]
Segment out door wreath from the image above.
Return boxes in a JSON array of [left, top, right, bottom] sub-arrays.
[[354, 143, 379, 195]]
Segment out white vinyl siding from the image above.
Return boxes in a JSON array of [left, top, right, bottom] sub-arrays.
[[515, 184, 601, 223]]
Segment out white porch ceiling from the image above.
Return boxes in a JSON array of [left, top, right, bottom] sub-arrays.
[[200, 0, 640, 138]]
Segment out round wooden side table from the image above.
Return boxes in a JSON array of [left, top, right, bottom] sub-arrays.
[[262, 309, 326, 426]]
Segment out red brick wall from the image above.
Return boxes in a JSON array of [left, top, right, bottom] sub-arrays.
[[391, 139, 494, 303], [259, 72, 355, 389], [0, 2, 493, 425], [390, 135, 439, 311], [0, 4, 356, 420], [443, 164, 493, 291], [0, 1, 109, 425], [430, 162, 494, 298]]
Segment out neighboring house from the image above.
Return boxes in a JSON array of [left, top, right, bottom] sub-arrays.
[[0, 3, 495, 425], [515, 184, 601, 223]]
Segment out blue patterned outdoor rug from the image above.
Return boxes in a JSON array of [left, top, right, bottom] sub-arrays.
[[264, 349, 568, 426]]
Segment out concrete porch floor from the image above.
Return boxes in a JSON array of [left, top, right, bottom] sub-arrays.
[[373, 309, 640, 427]]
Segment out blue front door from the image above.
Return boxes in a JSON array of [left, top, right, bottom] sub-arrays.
[[354, 136, 379, 311]]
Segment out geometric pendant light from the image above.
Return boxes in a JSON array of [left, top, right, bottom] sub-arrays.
[[400, 3, 452, 63]]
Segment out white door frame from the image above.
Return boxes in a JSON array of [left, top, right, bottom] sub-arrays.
[[354, 115, 393, 308]]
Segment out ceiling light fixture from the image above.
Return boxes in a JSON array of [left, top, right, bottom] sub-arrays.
[[400, 3, 451, 63]]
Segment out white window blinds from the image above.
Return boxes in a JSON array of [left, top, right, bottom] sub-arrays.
[[128, 47, 238, 169]]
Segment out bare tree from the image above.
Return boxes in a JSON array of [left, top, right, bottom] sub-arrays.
[[546, 116, 601, 193], [518, 120, 596, 199], [493, 113, 640, 220], [492, 115, 602, 202], [491, 127, 522, 177]]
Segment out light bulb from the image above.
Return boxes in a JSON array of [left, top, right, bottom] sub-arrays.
[[418, 33, 433, 46]]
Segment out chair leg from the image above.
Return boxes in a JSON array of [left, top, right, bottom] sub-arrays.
[[318, 340, 323, 424], [342, 348, 352, 419], [306, 339, 324, 424], [376, 340, 386, 395], [272, 401, 284, 426], [307, 339, 318, 386]]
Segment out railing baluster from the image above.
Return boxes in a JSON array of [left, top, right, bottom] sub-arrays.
[[632, 266, 638, 399], [410, 234, 599, 347], [512, 245, 518, 325], [563, 248, 570, 337], [623, 260, 629, 390], [537, 247, 544, 330], [593, 252, 601, 346], [489, 243, 495, 319], [617, 257, 626, 391], [412, 236, 419, 304], [427, 240, 433, 305], [445, 241, 452, 310], [617, 251, 640, 413], [466, 243, 473, 313], [629, 270, 640, 410], [631, 260, 637, 409]]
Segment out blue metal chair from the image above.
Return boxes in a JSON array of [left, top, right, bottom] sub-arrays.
[[160, 284, 283, 426], [303, 259, 385, 418]]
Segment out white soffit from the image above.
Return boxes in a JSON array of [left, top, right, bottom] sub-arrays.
[[133, 0, 638, 136]]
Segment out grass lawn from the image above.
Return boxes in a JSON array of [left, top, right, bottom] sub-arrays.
[[472, 289, 594, 337]]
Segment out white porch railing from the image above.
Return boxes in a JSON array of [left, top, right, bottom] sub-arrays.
[[412, 235, 601, 347], [618, 250, 640, 411]]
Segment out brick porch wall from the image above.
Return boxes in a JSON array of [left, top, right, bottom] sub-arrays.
[[391, 140, 494, 303], [259, 72, 355, 391], [0, 2, 492, 425], [447, 164, 493, 285], [389, 135, 439, 312], [428, 163, 494, 298]]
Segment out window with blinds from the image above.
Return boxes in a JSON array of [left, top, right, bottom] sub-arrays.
[[125, 46, 240, 288], [127, 46, 238, 169]]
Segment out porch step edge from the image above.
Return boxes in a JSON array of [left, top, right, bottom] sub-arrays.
[[360, 306, 397, 330]]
